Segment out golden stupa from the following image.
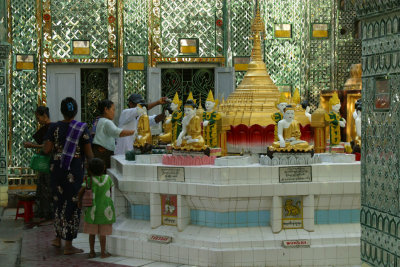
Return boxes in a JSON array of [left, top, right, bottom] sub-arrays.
[[219, 2, 309, 127]]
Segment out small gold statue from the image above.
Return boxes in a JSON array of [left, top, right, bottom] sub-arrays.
[[174, 93, 206, 151], [133, 103, 152, 148], [324, 92, 346, 146], [270, 105, 313, 152], [344, 64, 362, 91], [159, 108, 172, 144], [164, 92, 182, 144], [202, 90, 221, 148], [271, 93, 288, 141]]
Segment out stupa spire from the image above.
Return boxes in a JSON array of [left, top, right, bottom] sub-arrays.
[[250, 0, 265, 62]]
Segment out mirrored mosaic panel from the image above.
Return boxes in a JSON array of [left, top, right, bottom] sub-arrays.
[[123, 0, 148, 56], [11, 71, 38, 167], [160, 0, 218, 57], [50, 0, 109, 58], [124, 71, 147, 103], [11, 0, 37, 54]]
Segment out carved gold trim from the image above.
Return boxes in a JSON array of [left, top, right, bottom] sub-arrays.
[[117, 0, 124, 67], [40, 58, 117, 105], [36, 0, 43, 105], [154, 57, 225, 65], [107, 0, 117, 59], [42, 0, 51, 59]]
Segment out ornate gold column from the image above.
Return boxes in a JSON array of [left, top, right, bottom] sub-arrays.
[[311, 105, 327, 153]]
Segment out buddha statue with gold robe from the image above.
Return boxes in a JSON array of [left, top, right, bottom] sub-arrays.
[[271, 93, 288, 141], [270, 105, 313, 152], [133, 103, 152, 148], [159, 108, 172, 144], [324, 92, 346, 146], [202, 90, 221, 147], [174, 95, 206, 151], [164, 92, 182, 144]]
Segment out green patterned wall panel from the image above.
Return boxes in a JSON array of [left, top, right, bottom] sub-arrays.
[[262, 0, 306, 95], [124, 71, 146, 102], [160, 0, 219, 57], [357, 2, 400, 266], [11, 0, 37, 54], [11, 71, 37, 167], [307, 0, 333, 107], [124, 0, 148, 55], [51, 0, 109, 58], [230, 0, 253, 57], [10, 0, 38, 168]]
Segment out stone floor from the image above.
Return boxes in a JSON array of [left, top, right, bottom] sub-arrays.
[[0, 207, 372, 267], [0, 208, 193, 267]]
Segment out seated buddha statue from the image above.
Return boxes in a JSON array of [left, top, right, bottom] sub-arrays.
[[271, 93, 288, 141], [133, 103, 152, 148], [270, 105, 313, 152], [174, 97, 206, 151], [159, 107, 172, 144]]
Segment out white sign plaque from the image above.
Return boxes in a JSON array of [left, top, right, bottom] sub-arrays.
[[157, 166, 185, 182], [148, 234, 172, 244], [279, 166, 312, 183], [282, 239, 310, 248]]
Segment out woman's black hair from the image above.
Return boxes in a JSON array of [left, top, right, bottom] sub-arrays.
[[98, 99, 114, 115], [35, 106, 50, 118], [88, 158, 105, 176], [60, 97, 78, 119]]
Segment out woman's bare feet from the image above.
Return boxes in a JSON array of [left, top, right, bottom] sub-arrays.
[[88, 251, 96, 258], [101, 252, 111, 258], [51, 238, 61, 248], [63, 246, 84, 255]]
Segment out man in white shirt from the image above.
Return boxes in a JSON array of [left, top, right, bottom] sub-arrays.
[[114, 94, 167, 155]]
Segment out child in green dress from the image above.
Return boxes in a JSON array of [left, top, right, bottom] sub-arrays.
[[78, 158, 115, 258]]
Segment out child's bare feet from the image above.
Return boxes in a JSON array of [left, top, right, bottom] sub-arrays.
[[64, 246, 84, 255], [88, 251, 96, 258], [101, 252, 111, 258], [51, 238, 61, 248]]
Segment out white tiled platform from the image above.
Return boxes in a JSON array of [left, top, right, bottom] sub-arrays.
[[107, 155, 362, 267]]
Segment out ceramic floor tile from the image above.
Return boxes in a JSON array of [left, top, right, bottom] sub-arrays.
[[142, 262, 181, 267], [113, 258, 155, 266], [90, 256, 128, 263]]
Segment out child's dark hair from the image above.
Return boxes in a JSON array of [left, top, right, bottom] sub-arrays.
[[88, 158, 105, 176], [98, 99, 114, 115], [36, 106, 50, 118], [60, 97, 78, 119]]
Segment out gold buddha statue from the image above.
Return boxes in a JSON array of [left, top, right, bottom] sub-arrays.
[[271, 93, 288, 141], [133, 103, 152, 148], [164, 92, 182, 144], [159, 108, 172, 144], [344, 64, 362, 91], [202, 90, 221, 147], [173, 94, 206, 151], [270, 105, 313, 152], [324, 92, 346, 146]]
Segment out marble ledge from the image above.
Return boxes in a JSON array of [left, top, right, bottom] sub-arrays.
[[109, 169, 360, 198], [110, 156, 361, 185]]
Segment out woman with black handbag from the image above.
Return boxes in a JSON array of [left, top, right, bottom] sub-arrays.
[[24, 106, 54, 223]]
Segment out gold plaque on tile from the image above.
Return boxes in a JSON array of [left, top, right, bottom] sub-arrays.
[[72, 40, 90, 55], [234, 57, 251, 71], [274, 24, 292, 38], [282, 196, 303, 229], [126, 56, 145, 70], [179, 39, 198, 55], [16, 55, 34, 70], [312, 24, 329, 38]]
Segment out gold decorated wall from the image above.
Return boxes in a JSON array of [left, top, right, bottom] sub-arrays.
[[3, 0, 361, 170]]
